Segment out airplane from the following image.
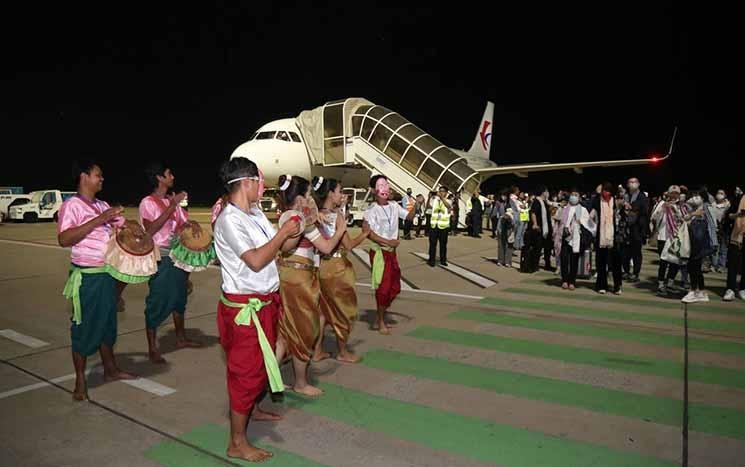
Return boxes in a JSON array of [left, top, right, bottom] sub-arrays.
[[230, 98, 672, 193]]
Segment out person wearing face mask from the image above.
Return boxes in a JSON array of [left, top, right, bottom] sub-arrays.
[[650, 186, 684, 295], [555, 188, 596, 290], [622, 177, 649, 282], [723, 186, 745, 301], [591, 182, 623, 294], [711, 189, 731, 273], [529, 186, 553, 271], [490, 192, 506, 238], [681, 189, 718, 303]]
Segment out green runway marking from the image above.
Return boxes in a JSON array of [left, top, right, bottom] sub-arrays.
[[285, 383, 676, 467], [505, 286, 745, 317], [407, 326, 745, 389], [479, 296, 745, 334], [362, 349, 745, 440], [452, 310, 745, 356]]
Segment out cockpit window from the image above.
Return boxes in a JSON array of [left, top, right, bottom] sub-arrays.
[[289, 132, 301, 142], [256, 131, 276, 140], [250, 132, 258, 140], [276, 131, 290, 142]]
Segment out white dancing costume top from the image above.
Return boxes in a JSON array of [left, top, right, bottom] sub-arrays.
[[363, 202, 408, 240], [213, 203, 279, 295]]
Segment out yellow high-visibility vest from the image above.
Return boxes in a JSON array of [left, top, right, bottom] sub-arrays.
[[431, 198, 451, 229]]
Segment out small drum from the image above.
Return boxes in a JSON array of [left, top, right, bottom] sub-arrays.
[[169, 221, 217, 272], [105, 220, 161, 284], [278, 210, 305, 238]]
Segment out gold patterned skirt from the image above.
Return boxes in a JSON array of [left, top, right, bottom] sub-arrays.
[[278, 254, 320, 362], [319, 253, 358, 343]]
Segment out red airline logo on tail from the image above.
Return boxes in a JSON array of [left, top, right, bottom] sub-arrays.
[[479, 121, 492, 151]]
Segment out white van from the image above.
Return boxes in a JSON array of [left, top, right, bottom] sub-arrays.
[[8, 190, 76, 222]]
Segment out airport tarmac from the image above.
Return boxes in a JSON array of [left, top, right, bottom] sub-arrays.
[[1, 209, 744, 466]]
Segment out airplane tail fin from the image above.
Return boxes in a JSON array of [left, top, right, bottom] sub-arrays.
[[466, 101, 494, 158]]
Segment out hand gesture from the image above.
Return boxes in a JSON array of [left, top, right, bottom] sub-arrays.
[[100, 206, 124, 223], [280, 216, 302, 238], [335, 210, 347, 234], [173, 191, 188, 205]]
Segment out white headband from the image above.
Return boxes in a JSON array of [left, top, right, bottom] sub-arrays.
[[279, 175, 292, 191], [228, 176, 249, 185], [313, 176, 324, 191]]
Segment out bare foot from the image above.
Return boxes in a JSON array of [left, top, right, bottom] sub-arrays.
[[104, 370, 138, 382], [336, 352, 361, 363], [378, 323, 391, 335], [252, 407, 282, 421], [72, 384, 88, 401], [149, 351, 167, 364], [292, 384, 324, 397], [176, 338, 204, 349], [311, 351, 331, 362], [227, 442, 273, 462]]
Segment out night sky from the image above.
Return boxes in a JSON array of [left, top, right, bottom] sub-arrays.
[[2, 4, 741, 204]]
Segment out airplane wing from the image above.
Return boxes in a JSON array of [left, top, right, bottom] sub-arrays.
[[477, 126, 677, 178], [476, 155, 669, 178]]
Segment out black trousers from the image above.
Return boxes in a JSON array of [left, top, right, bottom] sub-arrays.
[[403, 219, 413, 238], [727, 243, 745, 291], [415, 216, 425, 236], [688, 257, 705, 290], [429, 227, 449, 263], [623, 237, 643, 275], [541, 235, 552, 269], [560, 244, 580, 285], [424, 215, 432, 235], [657, 240, 680, 282], [596, 246, 623, 291]]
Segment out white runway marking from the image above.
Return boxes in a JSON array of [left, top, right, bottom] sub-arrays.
[[0, 329, 50, 348], [412, 253, 496, 288], [0, 369, 176, 400]]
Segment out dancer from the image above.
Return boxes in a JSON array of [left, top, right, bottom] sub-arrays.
[[363, 175, 415, 334], [311, 176, 369, 363]]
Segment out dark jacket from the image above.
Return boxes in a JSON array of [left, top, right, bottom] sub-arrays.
[[624, 190, 649, 242]]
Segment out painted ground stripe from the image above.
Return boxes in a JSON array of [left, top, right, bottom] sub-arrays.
[[479, 296, 745, 334], [285, 383, 676, 467], [406, 326, 745, 389], [507, 285, 745, 316], [451, 310, 745, 356], [145, 423, 326, 467], [0, 329, 50, 348], [361, 349, 745, 440], [351, 247, 415, 290], [411, 252, 496, 288], [0, 370, 175, 399], [0, 372, 82, 400]]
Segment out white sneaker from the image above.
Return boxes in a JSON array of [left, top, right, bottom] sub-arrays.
[[723, 290, 736, 301], [598, 289, 606, 295], [695, 291, 710, 302], [681, 291, 697, 303], [739, 290, 745, 301], [614, 289, 623, 295]]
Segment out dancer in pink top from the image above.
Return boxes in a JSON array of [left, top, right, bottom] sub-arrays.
[[58, 160, 137, 401], [139, 162, 203, 364]]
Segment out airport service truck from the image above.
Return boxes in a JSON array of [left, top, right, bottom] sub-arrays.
[[8, 190, 75, 222], [342, 187, 371, 226], [0, 187, 31, 222]]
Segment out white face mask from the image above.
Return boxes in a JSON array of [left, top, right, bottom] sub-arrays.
[[628, 182, 639, 191], [569, 195, 579, 205], [716, 194, 725, 202], [679, 194, 686, 203], [689, 195, 703, 207]]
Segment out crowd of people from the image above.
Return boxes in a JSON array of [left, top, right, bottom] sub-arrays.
[[396, 177, 745, 304]]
